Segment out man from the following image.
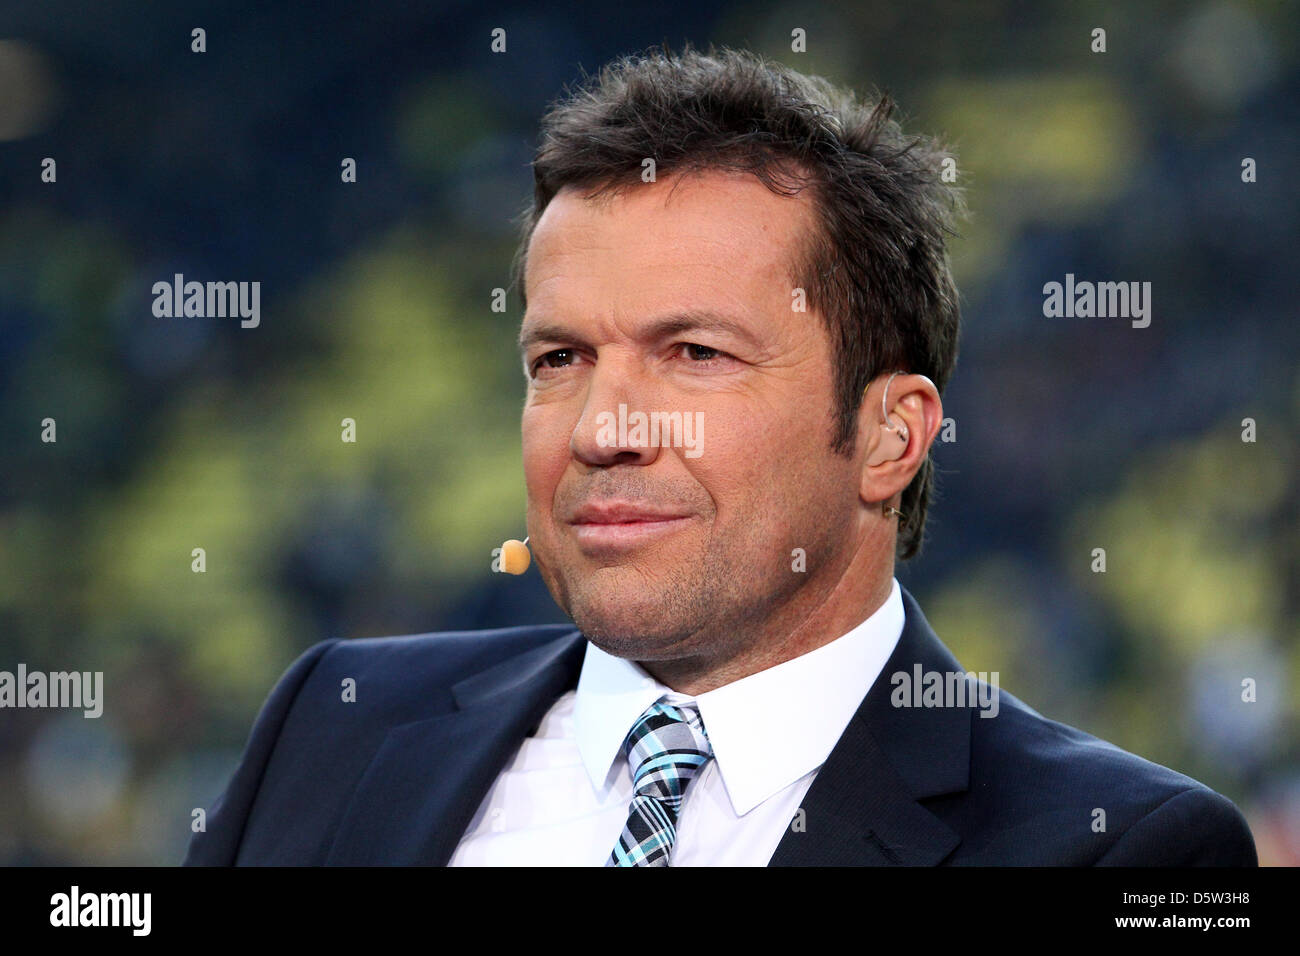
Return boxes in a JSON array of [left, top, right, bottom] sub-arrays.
[[185, 45, 1256, 866]]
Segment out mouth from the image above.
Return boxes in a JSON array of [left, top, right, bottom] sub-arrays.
[[568, 515, 692, 553]]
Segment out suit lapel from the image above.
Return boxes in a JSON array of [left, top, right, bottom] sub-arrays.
[[325, 628, 586, 865], [768, 585, 971, 866]]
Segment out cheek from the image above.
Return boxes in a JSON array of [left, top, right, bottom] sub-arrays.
[[697, 401, 840, 525], [708, 396, 821, 470], [691, 407, 788, 509], [521, 407, 569, 503]]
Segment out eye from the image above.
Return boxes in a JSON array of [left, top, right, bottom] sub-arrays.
[[679, 343, 732, 364], [528, 343, 733, 378], [530, 348, 580, 376]]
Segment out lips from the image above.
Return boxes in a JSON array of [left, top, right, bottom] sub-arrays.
[[569, 502, 690, 525], [567, 501, 691, 552]]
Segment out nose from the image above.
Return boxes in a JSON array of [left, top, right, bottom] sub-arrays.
[[569, 356, 663, 468]]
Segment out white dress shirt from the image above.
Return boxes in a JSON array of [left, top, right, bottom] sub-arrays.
[[449, 576, 904, 866]]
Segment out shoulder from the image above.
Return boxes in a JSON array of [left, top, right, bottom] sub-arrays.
[[957, 684, 1256, 865], [186, 623, 581, 864], [307, 621, 581, 677], [282, 623, 582, 720]]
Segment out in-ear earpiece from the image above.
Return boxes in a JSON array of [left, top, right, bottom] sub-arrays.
[[865, 371, 910, 467], [500, 536, 531, 574]]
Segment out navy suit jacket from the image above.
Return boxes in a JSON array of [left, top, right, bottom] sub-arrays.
[[184, 585, 1257, 866]]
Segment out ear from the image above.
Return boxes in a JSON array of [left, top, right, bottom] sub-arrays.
[[858, 373, 943, 508]]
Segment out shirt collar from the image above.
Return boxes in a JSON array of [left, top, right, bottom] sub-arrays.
[[573, 576, 905, 815]]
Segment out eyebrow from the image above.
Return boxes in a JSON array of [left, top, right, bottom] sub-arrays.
[[517, 309, 765, 355]]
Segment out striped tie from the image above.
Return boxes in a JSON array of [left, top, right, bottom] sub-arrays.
[[607, 700, 713, 867]]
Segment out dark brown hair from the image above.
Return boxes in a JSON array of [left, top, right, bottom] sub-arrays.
[[512, 42, 965, 560]]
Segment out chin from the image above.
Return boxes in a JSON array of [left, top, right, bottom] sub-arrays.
[[570, 591, 661, 632], [567, 588, 683, 648], [579, 627, 686, 662]]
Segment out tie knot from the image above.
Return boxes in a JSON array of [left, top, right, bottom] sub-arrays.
[[623, 700, 712, 806]]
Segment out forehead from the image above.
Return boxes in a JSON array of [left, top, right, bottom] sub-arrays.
[[524, 169, 818, 313]]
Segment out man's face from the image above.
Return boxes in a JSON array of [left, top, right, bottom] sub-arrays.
[[519, 169, 864, 666]]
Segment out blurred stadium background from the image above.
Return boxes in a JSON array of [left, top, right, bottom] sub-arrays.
[[0, 0, 1296, 864]]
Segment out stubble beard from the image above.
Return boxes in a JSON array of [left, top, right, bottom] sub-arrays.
[[544, 520, 804, 668]]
